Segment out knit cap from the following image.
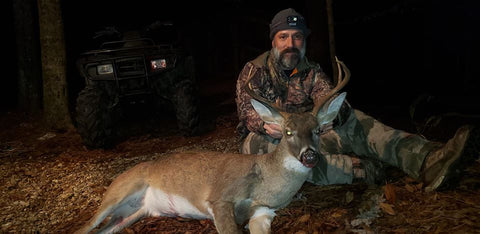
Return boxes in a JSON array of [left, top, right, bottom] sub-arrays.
[[269, 8, 310, 39]]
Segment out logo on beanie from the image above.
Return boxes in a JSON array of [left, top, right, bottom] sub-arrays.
[[287, 16, 298, 26]]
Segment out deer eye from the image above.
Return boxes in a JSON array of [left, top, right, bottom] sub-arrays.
[[285, 130, 293, 136]]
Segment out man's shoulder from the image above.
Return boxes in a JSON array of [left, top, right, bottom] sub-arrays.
[[249, 51, 270, 68]]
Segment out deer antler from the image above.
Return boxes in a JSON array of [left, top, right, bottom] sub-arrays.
[[243, 67, 284, 111], [312, 56, 350, 115]]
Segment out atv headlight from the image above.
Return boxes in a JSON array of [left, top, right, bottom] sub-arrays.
[[97, 64, 114, 75], [150, 59, 167, 70]]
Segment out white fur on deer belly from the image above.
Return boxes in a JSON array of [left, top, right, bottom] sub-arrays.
[[283, 156, 310, 173], [143, 187, 211, 219]]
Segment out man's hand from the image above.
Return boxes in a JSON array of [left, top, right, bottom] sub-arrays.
[[264, 123, 283, 139]]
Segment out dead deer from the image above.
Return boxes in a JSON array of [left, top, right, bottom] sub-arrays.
[[76, 57, 350, 234]]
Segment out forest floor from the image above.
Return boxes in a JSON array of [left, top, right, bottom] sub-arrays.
[[1, 82, 480, 233]]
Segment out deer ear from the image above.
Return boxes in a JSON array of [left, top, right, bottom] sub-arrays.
[[317, 92, 347, 125], [250, 99, 285, 125]]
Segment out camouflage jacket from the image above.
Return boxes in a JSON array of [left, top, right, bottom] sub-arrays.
[[235, 50, 333, 136]]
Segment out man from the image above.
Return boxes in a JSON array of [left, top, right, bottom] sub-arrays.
[[235, 8, 478, 191]]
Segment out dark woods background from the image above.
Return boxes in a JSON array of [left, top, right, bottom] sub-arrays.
[[5, 0, 480, 119]]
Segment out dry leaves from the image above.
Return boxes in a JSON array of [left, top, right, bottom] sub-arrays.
[[384, 183, 396, 203], [381, 183, 396, 215], [404, 183, 423, 193], [1, 111, 480, 233], [379, 202, 396, 216], [297, 213, 311, 223]]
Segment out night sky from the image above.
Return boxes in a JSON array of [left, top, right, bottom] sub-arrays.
[[6, 0, 480, 116]]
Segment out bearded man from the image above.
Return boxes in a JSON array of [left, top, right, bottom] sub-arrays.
[[235, 8, 478, 190]]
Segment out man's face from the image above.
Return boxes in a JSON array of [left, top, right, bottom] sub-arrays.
[[272, 29, 306, 70]]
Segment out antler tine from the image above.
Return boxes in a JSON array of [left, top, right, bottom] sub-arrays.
[[312, 56, 350, 115]]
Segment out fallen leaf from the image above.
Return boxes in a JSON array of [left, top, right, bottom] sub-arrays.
[[345, 191, 354, 204], [405, 184, 415, 193], [123, 228, 135, 234], [297, 213, 310, 223], [380, 202, 396, 215], [384, 183, 396, 203], [404, 177, 416, 183], [331, 210, 345, 218], [37, 132, 56, 141]]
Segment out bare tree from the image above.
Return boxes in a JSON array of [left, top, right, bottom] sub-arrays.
[[37, 0, 72, 129], [12, 0, 42, 113], [305, 0, 334, 80]]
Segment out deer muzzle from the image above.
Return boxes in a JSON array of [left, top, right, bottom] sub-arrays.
[[300, 149, 319, 168]]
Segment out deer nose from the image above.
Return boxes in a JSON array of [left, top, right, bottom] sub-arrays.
[[300, 149, 319, 168]]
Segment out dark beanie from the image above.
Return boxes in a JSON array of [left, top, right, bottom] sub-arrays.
[[269, 8, 311, 40]]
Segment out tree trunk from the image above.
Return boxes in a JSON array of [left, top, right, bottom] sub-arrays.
[[305, 0, 332, 79], [325, 0, 338, 84], [37, 0, 72, 129], [12, 0, 42, 113]]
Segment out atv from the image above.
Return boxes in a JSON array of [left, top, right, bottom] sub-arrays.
[[75, 23, 199, 148]]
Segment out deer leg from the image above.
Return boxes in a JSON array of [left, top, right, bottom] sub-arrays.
[[248, 206, 276, 234], [97, 207, 145, 234], [75, 205, 116, 234], [96, 188, 147, 234], [75, 188, 145, 234], [210, 201, 242, 234]]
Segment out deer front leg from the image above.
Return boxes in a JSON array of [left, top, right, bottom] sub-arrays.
[[211, 201, 242, 234], [248, 206, 276, 234]]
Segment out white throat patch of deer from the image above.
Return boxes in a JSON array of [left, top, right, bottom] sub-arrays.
[[77, 57, 350, 234]]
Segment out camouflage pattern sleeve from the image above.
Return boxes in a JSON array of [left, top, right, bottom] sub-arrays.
[[311, 70, 333, 101], [235, 62, 266, 134]]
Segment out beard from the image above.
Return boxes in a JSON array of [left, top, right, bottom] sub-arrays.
[[273, 45, 306, 70]]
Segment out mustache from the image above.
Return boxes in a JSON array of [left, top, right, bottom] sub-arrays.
[[280, 48, 301, 57]]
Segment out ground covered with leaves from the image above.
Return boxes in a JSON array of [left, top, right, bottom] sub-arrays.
[[1, 101, 480, 233]]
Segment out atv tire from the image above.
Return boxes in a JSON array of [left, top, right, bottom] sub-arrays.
[[75, 83, 120, 148]]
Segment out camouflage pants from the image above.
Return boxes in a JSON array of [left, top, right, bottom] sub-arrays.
[[240, 108, 441, 185]]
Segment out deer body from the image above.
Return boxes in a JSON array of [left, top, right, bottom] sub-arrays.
[[78, 118, 318, 234], [77, 58, 350, 234]]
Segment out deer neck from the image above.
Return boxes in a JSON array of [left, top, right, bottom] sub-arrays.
[[261, 140, 311, 177]]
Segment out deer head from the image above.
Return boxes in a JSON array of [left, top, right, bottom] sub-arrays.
[[245, 56, 350, 168]]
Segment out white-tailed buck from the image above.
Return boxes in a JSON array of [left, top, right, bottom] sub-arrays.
[[77, 58, 350, 234]]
